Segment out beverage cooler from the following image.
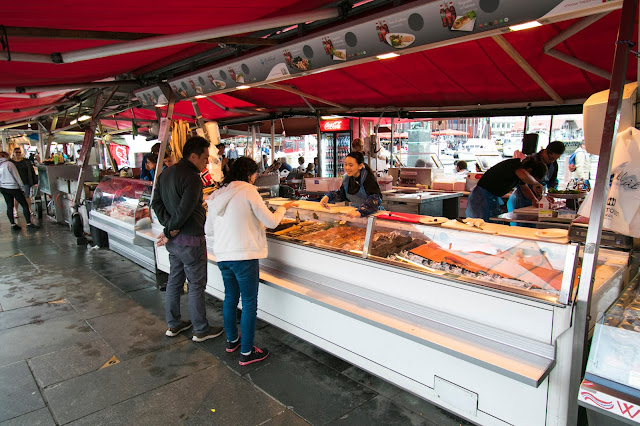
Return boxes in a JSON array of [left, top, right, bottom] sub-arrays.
[[319, 118, 351, 177]]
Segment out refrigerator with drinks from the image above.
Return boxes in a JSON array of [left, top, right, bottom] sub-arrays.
[[319, 119, 352, 178]]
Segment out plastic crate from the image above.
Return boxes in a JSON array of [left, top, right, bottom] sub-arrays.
[[304, 177, 343, 192]]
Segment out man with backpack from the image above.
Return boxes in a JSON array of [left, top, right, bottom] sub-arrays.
[[568, 143, 590, 184]]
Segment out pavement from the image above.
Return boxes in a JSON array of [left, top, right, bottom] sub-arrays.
[[0, 205, 471, 426]]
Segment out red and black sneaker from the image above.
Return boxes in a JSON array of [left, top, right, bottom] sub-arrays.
[[239, 346, 270, 366], [226, 336, 241, 353]]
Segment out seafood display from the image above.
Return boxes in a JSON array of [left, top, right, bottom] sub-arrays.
[[605, 282, 640, 330], [268, 220, 368, 251]]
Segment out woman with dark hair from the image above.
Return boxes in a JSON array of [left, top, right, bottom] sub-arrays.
[[206, 157, 297, 365], [320, 151, 382, 217], [0, 151, 38, 230], [142, 153, 158, 181]]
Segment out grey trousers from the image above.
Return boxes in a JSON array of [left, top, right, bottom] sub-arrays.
[[165, 239, 209, 334]]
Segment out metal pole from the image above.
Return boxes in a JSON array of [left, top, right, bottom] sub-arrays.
[[150, 90, 175, 203], [316, 115, 323, 178], [566, 0, 638, 424], [44, 115, 59, 159], [391, 117, 395, 168], [190, 99, 210, 142], [251, 124, 257, 161], [270, 119, 275, 166]]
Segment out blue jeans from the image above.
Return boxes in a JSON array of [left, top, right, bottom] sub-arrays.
[[219, 259, 260, 354], [466, 186, 503, 221], [165, 239, 209, 334]]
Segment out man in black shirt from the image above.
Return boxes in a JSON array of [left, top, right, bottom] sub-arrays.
[[152, 136, 224, 342], [466, 157, 546, 221], [11, 147, 36, 217]]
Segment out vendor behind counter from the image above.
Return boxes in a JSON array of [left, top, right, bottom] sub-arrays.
[[320, 151, 382, 218], [466, 156, 547, 221]]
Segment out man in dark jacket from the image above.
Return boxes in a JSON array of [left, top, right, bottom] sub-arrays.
[[152, 136, 223, 342]]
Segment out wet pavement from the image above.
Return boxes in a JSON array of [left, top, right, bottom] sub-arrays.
[[0, 205, 471, 425]]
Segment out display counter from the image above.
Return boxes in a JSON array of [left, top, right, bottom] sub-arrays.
[[382, 191, 462, 218], [579, 279, 640, 425], [151, 200, 632, 425], [37, 164, 96, 225], [88, 176, 156, 271]]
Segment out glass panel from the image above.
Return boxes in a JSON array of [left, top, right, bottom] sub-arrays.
[[92, 176, 152, 225], [370, 219, 571, 300], [320, 133, 335, 177], [336, 132, 351, 175], [267, 206, 369, 256]]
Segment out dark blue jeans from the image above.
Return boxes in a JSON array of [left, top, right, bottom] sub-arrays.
[[219, 259, 260, 354], [165, 239, 209, 334]]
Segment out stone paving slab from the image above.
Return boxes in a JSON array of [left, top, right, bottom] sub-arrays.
[[29, 338, 114, 388], [391, 389, 473, 426], [44, 340, 216, 424], [328, 394, 434, 426], [0, 361, 45, 422], [86, 304, 189, 360], [0, 408, 55, 426], [0, 314, 96, 367], [68, 364, 302, 426], [100, 269, 158, 293], [341, 365, 404, 399], [247, 342, 378, 424], [66, 283, 140, 320], [0, 302, 75, 331]]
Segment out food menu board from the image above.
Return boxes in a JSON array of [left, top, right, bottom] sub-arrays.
[[135, 0, 619, 104]]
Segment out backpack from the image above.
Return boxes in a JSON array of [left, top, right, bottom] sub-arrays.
[[568, 151, 577, 172]]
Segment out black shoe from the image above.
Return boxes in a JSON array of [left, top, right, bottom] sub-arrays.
[[26, 223, 39, 230], [165, 320, 192, 337], [11, 224, 20, 231], [239, 347, 270, 366], [226, 336, 241, 353], [192, 326, 224, 342]]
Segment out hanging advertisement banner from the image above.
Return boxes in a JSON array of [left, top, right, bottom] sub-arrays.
[[109, 144, 130, 167]]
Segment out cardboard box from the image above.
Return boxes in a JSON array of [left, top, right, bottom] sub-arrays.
[[305, 177, 343, 192]]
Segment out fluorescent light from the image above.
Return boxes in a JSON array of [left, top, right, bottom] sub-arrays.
[[195, 95, 207, 99], [376, 53, 399, 60], [509, 21, 541, 32], [236, 85, 250, 90], [155, 103, 167, 107], [78, 115, 91, 122], [70, 119, 78, 125], [321, 115, 342, 120]]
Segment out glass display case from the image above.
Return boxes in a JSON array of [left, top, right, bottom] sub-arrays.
[[91, 176, 152, 228], [89, 176, 156, 271], [266, 205, 627, 305]]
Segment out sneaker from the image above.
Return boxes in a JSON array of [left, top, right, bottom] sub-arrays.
[[239, 346, 270, 366], [192, 326, 224, 342], [165, 320, 192, 337], [11, 224, 20, 231], [26, 223, 39, 230], [226, 336, 241, 353]]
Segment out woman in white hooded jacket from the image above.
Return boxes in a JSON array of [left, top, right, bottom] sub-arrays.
[[0, 151, 37, 230], [206, 157, 296, 365]]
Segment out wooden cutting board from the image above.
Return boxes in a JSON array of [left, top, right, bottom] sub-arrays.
[[441, 220, 569, 243], [441, 220, 497, 234], [266, 198, 355, 214]]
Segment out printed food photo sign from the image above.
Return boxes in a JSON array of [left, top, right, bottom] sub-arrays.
[[164, 0, 619, 100]]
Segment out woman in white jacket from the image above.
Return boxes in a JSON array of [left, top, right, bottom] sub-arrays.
[[207, 157, 296, 365], [0, 151, 38, 230]]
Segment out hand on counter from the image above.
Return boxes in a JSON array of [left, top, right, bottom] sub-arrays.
[[283, 201, 299, 210], [346, 210, 362, 218], [320, 196, 330, 210]]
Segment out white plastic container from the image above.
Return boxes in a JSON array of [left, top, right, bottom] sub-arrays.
[[378, 176, 393, 191], [305, 177, 343, 192]]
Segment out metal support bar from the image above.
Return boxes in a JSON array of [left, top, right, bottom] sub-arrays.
[[566, 0, 638, 424], [190, 98, 210, 141], [299, 94, 316, 112], [0, 80, 139, 94], [265, 84, 346, 109], [72, 92, 103, 210], [545, 50, 612, 81], [492, 35, 564, 104], [270, 119, 275, 165], [44, 115, 58, 159], [150, 90, 175, 203]]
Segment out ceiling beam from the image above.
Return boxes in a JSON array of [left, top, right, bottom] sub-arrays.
[[3, 27, 281, 46], [264, 84, 346, 109], [543, 13, 612, 80], [0, 80, 140, 94], [491, 35, 564, 104]]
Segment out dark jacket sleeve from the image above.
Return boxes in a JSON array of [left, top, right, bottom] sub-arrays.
[[548, 161, 559, 190], [151, 175, 170, 234], [165, 173, 202, 236], [326, 184, 346, 203]]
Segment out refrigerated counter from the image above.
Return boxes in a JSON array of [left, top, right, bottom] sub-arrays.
[[88, 176, 156, 271], [151, 203, 630, 425]]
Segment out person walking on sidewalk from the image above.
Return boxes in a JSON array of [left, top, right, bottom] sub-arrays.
[[152, 136, 223, 342], [11, 147, 37, 218], [206, 157, 297, 365], [0, 151, 38, 230]]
